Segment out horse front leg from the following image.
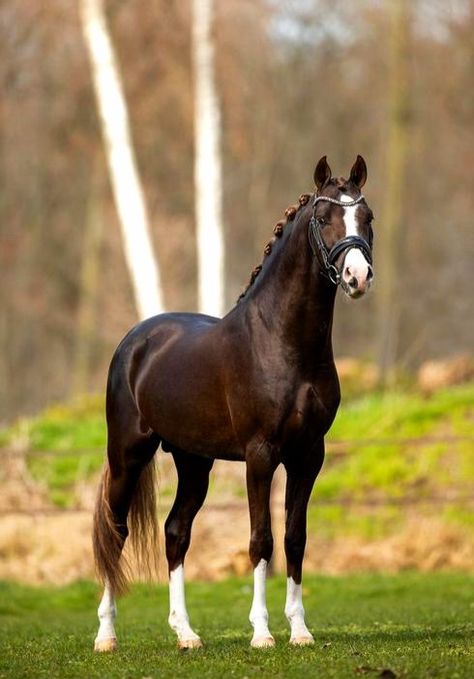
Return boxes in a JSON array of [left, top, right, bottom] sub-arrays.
[[283, 440, 324, 646], [246, 449, 278, 648]]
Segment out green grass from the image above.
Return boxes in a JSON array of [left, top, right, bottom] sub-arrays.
[[0, 574, 472, 678], [321, 385, 473, 494], [1, 383, 473, 512]]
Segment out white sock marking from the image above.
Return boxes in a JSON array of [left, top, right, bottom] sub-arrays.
[[285, 577, 313, 641], [95, 583, 117, 644], [249, 559, 273, 643], [168, 564, 201, 643]]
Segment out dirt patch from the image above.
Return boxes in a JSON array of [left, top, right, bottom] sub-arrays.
[[0, 506, 472, 586], [0, 457, 472, 585]]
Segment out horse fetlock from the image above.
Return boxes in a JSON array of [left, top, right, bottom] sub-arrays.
[[284, 601, 305, 621], [250, 608, 273, 646], [168, 610, 189, 631], [98, 601, 116, 622], [288, 614, 313, 644], [249, 606, 268, 626], [169, 610, 202, 647]]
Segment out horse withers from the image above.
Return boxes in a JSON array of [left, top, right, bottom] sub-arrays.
[[93, 155, 374, 650]]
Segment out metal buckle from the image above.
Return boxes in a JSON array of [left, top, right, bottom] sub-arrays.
[[328, 265, 340, 285]]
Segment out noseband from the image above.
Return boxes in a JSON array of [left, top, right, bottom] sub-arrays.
[[308, 194, 373, 286]]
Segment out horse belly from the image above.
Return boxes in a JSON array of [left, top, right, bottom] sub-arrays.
[[136, 353, 242, 460]]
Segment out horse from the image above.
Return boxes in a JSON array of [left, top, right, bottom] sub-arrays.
[[92, 155, 374, 651]]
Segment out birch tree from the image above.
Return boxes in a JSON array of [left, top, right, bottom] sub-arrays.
[[79, 0, 164, 320], [376, 0, 411, 385], [192, 0, 225, 317]]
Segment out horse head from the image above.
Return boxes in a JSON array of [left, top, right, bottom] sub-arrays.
[[311, 155, 374, 299]]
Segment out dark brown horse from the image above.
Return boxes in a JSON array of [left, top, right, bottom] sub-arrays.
[[93, 156, 374, 651]]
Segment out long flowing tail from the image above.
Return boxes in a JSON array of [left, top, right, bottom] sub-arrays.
[[92, 458, 159, 596]]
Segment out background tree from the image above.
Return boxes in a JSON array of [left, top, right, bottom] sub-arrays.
[[376, 0, 411, 386], [79, 0, 164, 320], [192, 0, 225, 317], [0, 0, 472, 421]]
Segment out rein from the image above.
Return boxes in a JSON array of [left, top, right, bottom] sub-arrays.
[[308, 194, 373, 286]]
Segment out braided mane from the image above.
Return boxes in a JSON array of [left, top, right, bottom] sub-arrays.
[[237, 193, 312, 302]]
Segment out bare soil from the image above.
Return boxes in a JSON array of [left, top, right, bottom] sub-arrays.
[[0, 458, 472, 586]]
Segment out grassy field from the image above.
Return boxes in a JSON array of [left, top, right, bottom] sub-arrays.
[[1, 382, 473, 515], [0, 573, 472, 678]]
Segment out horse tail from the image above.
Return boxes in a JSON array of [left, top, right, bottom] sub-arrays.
[[128, 456, 160, 586], [93, 455, 159, 596]]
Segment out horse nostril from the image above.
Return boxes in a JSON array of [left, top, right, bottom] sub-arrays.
[[349, 276, 358, 289], [367, 266, 374, 281]]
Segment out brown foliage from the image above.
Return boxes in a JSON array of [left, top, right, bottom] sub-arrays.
[[0, 0, 473, 420]]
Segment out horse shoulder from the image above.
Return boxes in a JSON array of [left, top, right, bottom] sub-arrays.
[[282, 364, 341, 441]]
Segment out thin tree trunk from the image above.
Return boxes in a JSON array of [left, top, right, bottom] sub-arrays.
[[192, 0, 225, 317], [72, 164, 103, 395], [79, 0, 164, 320], [377, 0, 411, 385]]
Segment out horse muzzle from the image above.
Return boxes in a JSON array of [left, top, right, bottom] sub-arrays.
[[341, 248, 373, 299]]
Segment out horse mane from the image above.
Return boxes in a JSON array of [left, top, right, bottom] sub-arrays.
[[237, 192, 312, 302]]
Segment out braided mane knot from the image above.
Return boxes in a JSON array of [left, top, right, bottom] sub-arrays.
[[237, 193, 311, 302]]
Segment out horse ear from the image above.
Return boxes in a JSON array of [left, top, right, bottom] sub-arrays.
[[313, 156, 332, 190], [349, 155, 367, 189]]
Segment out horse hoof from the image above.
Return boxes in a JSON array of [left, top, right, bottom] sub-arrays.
[[251, 636, 275, 648], [94, 637, 117, 652], [178, 637, 203, 650], [290, 635, 315, 646]]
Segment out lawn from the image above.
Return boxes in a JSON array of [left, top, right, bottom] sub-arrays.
[[0, 573, 472, 678]]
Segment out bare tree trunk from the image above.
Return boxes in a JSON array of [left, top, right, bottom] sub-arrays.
[[377, 0, 411, 385], [72, 163, 103, 395], [192, 0, 225, 317], [79, 0, 164, 320]]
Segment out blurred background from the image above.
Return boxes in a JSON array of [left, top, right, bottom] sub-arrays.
[[0, 0, 472, 584], [1, 0, 473, 419]]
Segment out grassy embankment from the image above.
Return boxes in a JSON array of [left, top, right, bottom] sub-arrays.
[[1, 382, 472, 537], [0, 573, 472, 679]]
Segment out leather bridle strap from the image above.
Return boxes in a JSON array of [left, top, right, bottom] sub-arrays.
[[308, 194, 372, 286]]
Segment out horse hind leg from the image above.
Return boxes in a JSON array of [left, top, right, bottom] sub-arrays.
[[93, 413, 160, 652], [165, 449, 213, 649]]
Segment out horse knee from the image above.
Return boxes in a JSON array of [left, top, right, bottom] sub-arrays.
[[249, 531, 273, 565]]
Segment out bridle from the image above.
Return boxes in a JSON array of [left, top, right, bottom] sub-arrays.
[[308, 194, 373, 286]]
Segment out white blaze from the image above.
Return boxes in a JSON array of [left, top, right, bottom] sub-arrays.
[[341, 194, 370, 283]]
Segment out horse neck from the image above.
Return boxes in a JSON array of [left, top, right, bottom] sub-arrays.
[[241, 211, 337, 363]]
